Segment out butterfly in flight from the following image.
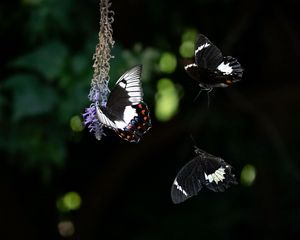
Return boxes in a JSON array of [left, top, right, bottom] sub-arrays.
[[96, 65, 151, 143], [184, 34, 243, 91], [171, 146, 237, 204]]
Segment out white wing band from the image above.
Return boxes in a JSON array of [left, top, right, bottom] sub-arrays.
[[96, 106, 117, 129]]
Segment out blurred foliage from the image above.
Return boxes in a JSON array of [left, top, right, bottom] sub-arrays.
[[240, 164, 256, 186], [57, 191, 82, 212], [70, 115, 84, 132], [155, 78, 182, 121], [0, 0, 164, 179], [179, 28, 197, 58], [159, 52, 177, 73]]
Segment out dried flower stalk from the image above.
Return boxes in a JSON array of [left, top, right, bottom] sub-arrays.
[[83, 0, 114, 140]]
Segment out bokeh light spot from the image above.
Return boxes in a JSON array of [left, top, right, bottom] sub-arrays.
[[63, 192, 82, 211], [159, 52, 177, 73], [179, 41, 195, 58], [57, 192, 82, 212], [70, 115, 84, 132], [58, 220, 75, 237], [181, 28, 197, 42], [155, 78, 181, 122], [240, 164, 256, 186]]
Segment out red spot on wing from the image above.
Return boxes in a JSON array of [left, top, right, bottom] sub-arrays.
[[226, 80, 233, 85], [115, 101, 151, 143]]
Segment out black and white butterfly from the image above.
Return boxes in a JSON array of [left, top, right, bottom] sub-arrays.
[[96, 65, 151, 143], [184, 34, 243, 91], [171, 146, 237, 204]]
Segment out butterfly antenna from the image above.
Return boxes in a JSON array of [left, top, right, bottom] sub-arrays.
[[189, 134, 197, 146], [206, 88, 213, 108], [189, 134, 201, 154], [193, 88, 203, 103], [189, 135, 209, 156]]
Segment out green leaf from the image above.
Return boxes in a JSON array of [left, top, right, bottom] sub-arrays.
[[11, 41, 68, 80], [4, 74, 58, 121], [58, 81, 89, 123]]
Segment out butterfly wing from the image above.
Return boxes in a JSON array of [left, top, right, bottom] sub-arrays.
[[185, 34, 243, 88], [216, 56, 243, 81], [96, 106, 117, 129], [184, 34, 224, 88], [107, 65, 143, 116], [96, 65, 151, 142], [200, 154, 237, 192], [171, 157, 203, 204], [96, 65, 143, 127], [171, 147, 237, 204], [194, 34, 223, 70], [115, 102, 151, 142], [183, 59, 202, 82]]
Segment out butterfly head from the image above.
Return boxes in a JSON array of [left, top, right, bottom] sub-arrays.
[[193, 146, 208, 157], [198, 82, 211, 90]]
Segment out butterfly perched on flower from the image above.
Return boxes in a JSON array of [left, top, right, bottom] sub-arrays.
[[171, 146, 237, 204], [184, 34, 243, 91], [94, 65, 151, 143]]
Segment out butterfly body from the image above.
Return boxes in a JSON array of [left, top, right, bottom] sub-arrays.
[[171, 146, 237, 204], [184, 34, 243, 90], [96, 65, 151, 143]]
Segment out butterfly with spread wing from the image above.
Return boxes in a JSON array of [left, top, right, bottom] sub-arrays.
[[171, 146, 237, 204], [96, 65, 151, 143], [184, 34, 243, 91]]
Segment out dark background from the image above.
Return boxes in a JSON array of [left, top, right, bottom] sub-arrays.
[[0, 0, 300, 239]]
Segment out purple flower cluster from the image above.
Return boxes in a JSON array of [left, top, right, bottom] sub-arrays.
[[82, 102, 106, 140], [82, 85, 109, 140], [82, 103, 99, 133], [88, 83, 110, 107]]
